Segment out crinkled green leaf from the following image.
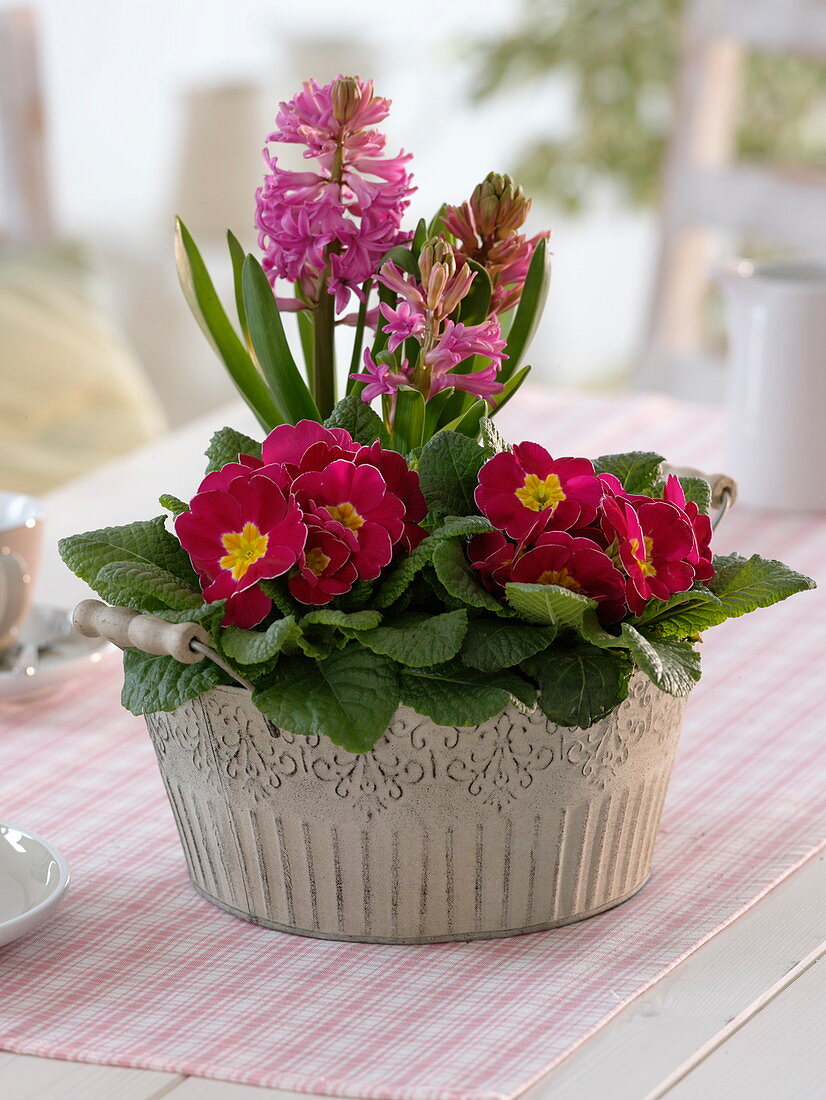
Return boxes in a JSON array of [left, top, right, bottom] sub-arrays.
[[331, 580, 376, 611], [121, 647, 225, 716], [253, 645, 399, 753], [433, 515, 494, 540], [205, 426, 261, 473], [95, 560, 202, 613], [417, 430, 488, 519], [593, 451, 664, 495], [151, 601, 223, 631], [462, 618, 556, 671], [301, 609, 382, 632], [679, 476, 711, 514], [638, 554, 814, 640], [324, 394, 391, 448], [259, 579, 303, 618], [523, 642, 633, 728], [707, 553, 816, 622], [374, 538, 436, 608], [479, 416, 510, 454], [505, 581, 597, 631], [293, 634, 334, 660], [221, 616, 299, 665], [433, 537, 511, 616], [582, 617, 701, 697], [630, 586, 722, 633], [400, 662, 536, 725], [359, 610, 467, 668], [619, 628, 701, 696], [58, 517, 200, 607], [159, 493, 188, 518]]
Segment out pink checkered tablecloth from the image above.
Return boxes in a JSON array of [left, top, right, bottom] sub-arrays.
[[1, 392, 825, 1100]]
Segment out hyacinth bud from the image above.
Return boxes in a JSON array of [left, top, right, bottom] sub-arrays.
[[470, 171, 531, 238], [425, 264, 449, 312], [331, 75, 370, 125], [418, 237, 456, 287]]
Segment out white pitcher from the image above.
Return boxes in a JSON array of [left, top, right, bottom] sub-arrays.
[[720, 260, 826, 512]]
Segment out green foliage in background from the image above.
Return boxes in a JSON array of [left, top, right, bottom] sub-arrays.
[[472, 0, 826, 212]]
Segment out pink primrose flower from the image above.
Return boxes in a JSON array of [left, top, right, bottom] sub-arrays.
[[475, 443, 604, 543]]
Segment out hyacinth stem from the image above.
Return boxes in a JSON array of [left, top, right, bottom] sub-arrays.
[[312, 281, 337, 418]]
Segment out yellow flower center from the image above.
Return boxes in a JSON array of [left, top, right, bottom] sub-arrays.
[[629, 535, 656, 576], [515, 472, 567, 513], [305, 547, 331, 576], [219, 522, 269, 580], [326, 501, 364, 530], [536, 567, 581, 592]]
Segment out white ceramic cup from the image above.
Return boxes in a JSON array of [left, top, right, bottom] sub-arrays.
[[720, 260, 826, 511], [0, 492, 44, 652]]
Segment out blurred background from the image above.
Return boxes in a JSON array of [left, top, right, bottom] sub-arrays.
[[1, 0, 824, 494]]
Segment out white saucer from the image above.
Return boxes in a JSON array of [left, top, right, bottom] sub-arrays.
[[0, 605, 112, 705], [0, 823, 70, 947]]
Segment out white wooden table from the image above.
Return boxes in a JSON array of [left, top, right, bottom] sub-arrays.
[[3, 399, 824, 1100]]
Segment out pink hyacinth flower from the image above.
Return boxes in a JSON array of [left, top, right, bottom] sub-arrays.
[[350, 350, 415, 403], [255, 76, 415, 314], [380, 299, 426, 351]]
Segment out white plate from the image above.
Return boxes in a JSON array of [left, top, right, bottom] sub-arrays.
[[0, 823, 70, 947], [0, 605, 112, 705]]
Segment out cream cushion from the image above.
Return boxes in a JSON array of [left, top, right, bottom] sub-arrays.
[[0, 248, 166, 495]]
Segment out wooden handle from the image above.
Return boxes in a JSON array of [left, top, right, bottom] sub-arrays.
[[73, 600, 209, 664]]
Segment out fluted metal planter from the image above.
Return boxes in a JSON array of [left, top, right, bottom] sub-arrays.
[[144, 672, 685, 943]]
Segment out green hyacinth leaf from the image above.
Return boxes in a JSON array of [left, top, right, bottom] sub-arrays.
[[241, 254, 320, 424], [174, 219, 281, 431]]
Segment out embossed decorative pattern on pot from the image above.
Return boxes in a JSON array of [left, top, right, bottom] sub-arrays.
[[145, 672, 685, 943]]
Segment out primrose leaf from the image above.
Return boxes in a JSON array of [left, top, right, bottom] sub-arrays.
[[505, 581, 598, 632], [325, 394, 391, 448], [399, 662, 536, 725], [205, 426, 261, 473], [433, 538, 511, 616], [95, 560, 202, 613], [159, 494, 188, 518], [253, 645, 399, 753], [462, 618, 556, 671], [593, 451, 664, 495], [359, 610, 467, 668], [220, 616, 300, 665], [122, 648, 224, 716], [301, 609, 382, 632], [523, 642, 633, 728], [708, 553, 816, 621], [373, 538, 436, 608], [417, 430, 488, 520], [58, 516, 200, 608], [479, 416, 510, 455]]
